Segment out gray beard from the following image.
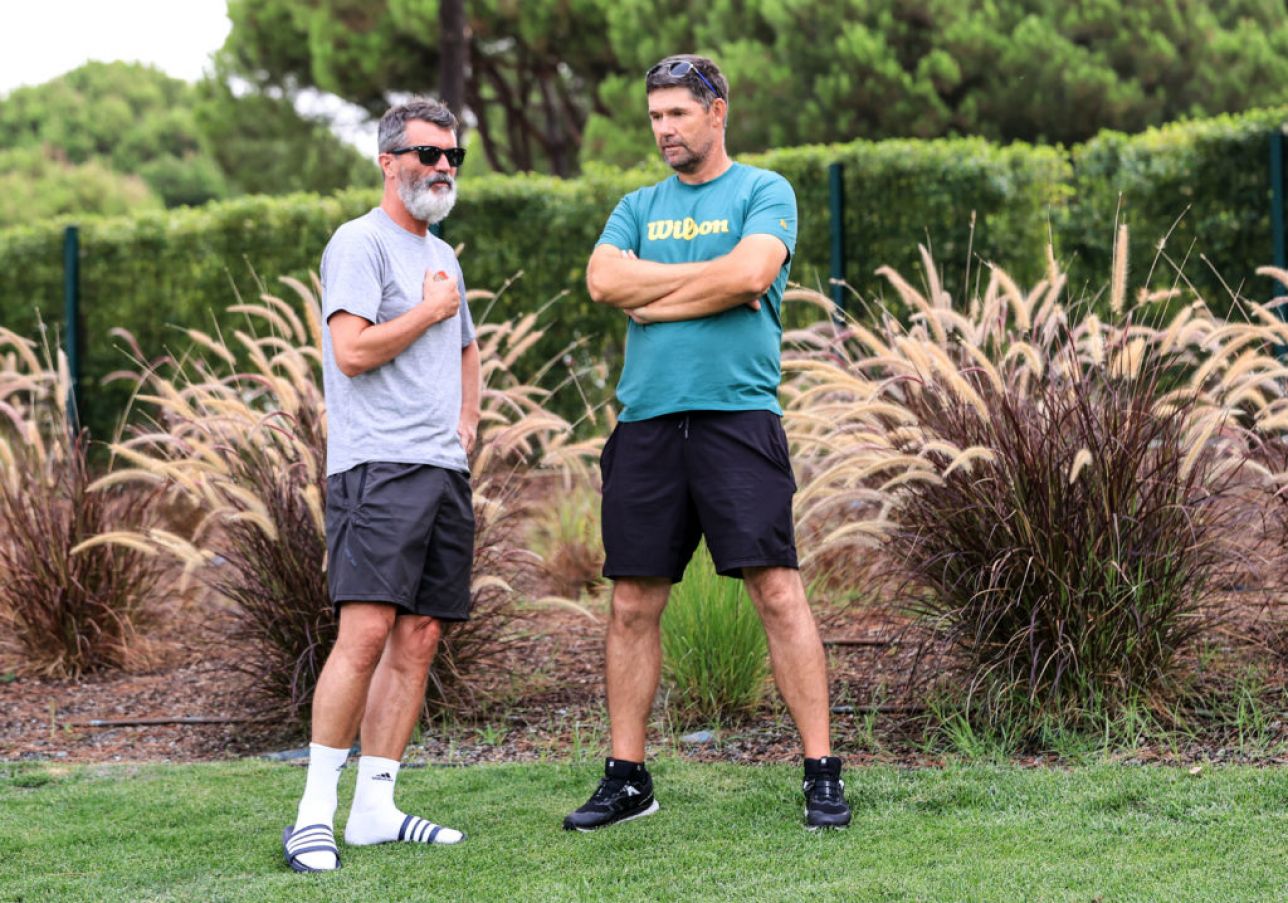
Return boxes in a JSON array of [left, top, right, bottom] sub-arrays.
[[398, 175, 457, 224]]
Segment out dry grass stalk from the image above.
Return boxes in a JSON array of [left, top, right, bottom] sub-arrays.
[[781, 236, 1285, 732]]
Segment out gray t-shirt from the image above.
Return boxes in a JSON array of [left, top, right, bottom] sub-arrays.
[[320, 207, 476, 476]]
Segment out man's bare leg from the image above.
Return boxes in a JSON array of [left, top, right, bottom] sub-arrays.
[[345, 613, 464, 846], [310, 603, 399, 748], [290, 603, 398, 870], [606, 577, 671, 761], [358, 615, 442, 758], [744, 566, 850, 828], [564, 577, 669, 830], [742, 566, 830, 757]]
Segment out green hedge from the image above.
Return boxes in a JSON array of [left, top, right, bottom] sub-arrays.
[[746, 138, 1071, 314], [0, 192, 376, 436], [2, 106, 1285, 435], [1061, 108, 1288, 313]]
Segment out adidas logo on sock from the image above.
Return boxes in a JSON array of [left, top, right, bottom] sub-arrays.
[[373, 772, 394, 782]]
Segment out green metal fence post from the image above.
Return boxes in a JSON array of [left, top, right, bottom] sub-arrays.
[[63, 225, 81, 433], [828, 162, 846, 325], [1272, 127, 1286, 285], [1271, 127, 1288, 359]]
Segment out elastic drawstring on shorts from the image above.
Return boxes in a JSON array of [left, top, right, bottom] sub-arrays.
[[676, 415, 690, 438]]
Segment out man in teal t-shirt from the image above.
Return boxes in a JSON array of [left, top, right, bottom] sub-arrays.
[[563, 54, 851, 833], [601, 161, 795, 418]]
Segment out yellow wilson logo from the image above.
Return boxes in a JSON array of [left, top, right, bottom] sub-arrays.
[[647, 217, 730, 241]]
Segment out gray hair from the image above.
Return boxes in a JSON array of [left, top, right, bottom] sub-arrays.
[[645, 54, 729, 111], [377, 98, 458, 154]]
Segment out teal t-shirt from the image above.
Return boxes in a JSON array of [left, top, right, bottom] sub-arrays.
[[597, 162, 798, 421]]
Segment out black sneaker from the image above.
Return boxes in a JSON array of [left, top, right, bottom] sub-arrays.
[[803, 756, 851, 829], [563, 758, 659, 831]]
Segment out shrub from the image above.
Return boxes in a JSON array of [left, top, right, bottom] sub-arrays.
[[749, 137, 1070, 315], [0, 328, 160, 676], [92, 278, 594, 723], [88, 279, 333, 716], [784, 240, 1279, 736], [526, 479, 605, 600], [661, 543, 770, 726]]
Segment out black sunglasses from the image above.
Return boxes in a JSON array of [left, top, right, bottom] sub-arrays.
[[646, 60, 723, 100], [388, 145, 467, 167]]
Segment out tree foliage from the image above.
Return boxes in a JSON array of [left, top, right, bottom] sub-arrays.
[[221, 0, 1288, 174], [193, 73, 377, 197], [221, 0, 616, 176], [0, 62, 219, 208], [0, 60, 376, 224], [590, 0, 1288, 166], [0, 146, 161, 229]]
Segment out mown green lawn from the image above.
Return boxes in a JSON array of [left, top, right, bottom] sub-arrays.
[[1, 758, 1285, 902]]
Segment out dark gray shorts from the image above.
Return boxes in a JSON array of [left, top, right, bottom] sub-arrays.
[[325, 462, 475, 620]]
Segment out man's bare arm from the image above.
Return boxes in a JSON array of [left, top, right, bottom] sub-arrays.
[[629, 234, 787, 324], [329, 270, 460, 377], [458, 339, 481, 454], [585, 243, 708, 309]]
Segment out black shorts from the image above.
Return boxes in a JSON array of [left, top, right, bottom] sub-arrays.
[[325, 462, 475, 620], [600, 410, 798, 582]]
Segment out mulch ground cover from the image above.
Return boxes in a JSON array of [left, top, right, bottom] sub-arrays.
[[0, 579, 933, 766], [3, 575, 1286, 767]]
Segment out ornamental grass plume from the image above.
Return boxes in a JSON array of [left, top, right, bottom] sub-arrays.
[[0, 327, 161, 677], [90, 276, 598, 722], [782, 239, 1284, 735]]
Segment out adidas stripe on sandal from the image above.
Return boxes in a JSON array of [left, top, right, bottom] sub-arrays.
[[283, 823, 341, 873], [398, 814, 465, 845]]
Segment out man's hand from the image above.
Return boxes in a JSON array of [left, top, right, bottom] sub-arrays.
[[421, 268, 460, 324], [457, 412, 479, 454]]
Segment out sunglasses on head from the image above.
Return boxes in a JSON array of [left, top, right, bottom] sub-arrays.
[[388, 145, 467, 167], [646, 60, 723, 100]]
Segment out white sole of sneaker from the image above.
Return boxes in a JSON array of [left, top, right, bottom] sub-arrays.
[[574, 799, 660, 833], [804, 807, 851, 830]]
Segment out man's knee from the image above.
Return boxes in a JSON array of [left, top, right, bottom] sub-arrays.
[[745, 567, 809, 625], [333, 604, 398, 671], [393, 615, 443, 666], [609, 579, 669, 632]]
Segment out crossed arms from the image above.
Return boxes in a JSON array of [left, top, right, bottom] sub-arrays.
[[585, 234, 788, 324]]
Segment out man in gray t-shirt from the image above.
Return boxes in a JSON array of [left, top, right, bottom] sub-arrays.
[[283, 97, 480, 874]]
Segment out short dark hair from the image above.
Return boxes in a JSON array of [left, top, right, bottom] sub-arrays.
[[377, 97, 457, 154], [645, 54, 728, 110]]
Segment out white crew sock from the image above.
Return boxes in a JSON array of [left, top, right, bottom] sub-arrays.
[[344, 755, 464, 846], [290, 742, 349, 870]]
